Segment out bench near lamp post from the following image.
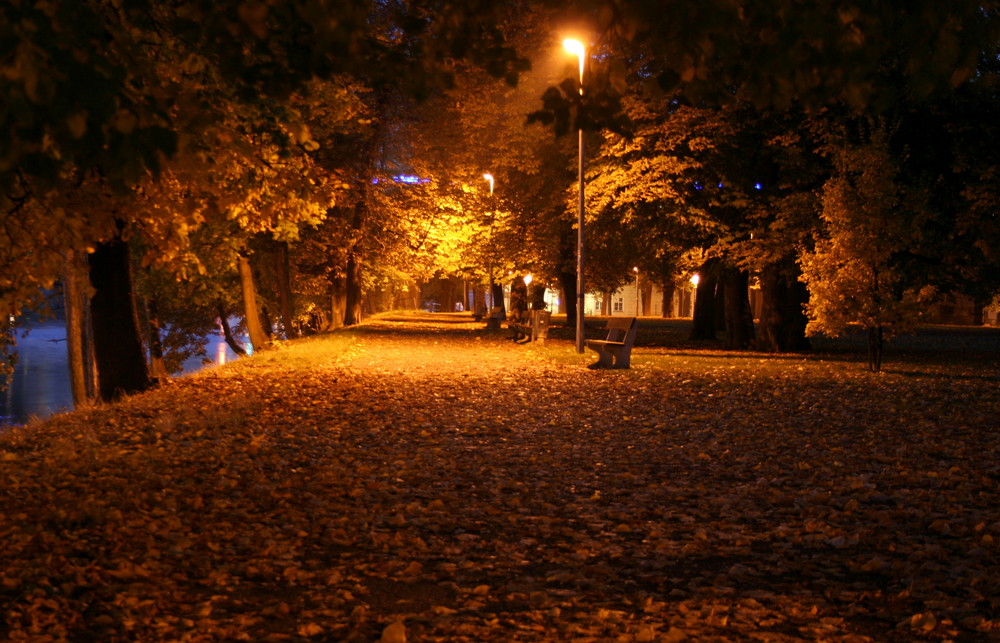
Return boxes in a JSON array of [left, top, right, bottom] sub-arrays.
[[585, 317, 638, 369]]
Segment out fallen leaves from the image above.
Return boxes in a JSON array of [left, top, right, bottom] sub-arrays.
[[1, 316, 999, 641]]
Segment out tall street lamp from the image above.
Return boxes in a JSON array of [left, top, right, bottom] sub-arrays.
[[564, 38, 586, 353], [483, 173, 497, 311], [633, 266, 640, 317]]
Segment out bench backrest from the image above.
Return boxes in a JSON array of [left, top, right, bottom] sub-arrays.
[[604, 317, 638, 346]]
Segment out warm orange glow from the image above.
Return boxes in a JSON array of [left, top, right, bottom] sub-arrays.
[[563, 38, 585, 89], [690, 274, 700, 286]]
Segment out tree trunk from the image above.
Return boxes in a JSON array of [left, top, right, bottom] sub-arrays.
[[217, 306, 248, 356], [273, 240, 298, 339], [868, 324, 884, 372], [145, 298, 169, 380], [756, 265, 811, 352], [328, 276, 347, 329], [641, 280, 653, 316], [88, 235, 152, 401], [63, 250, 96, 405], [529, 284, 546, 310], [510, 276, 528, 317], [490, 281, 506, 317], [556, 271, 574, 328], [237, 252, 270, 351], [344, 251, 363, 326], [722, 268, 755, 349], [660, 282, 676, 318], [690, 259, 720, 340]]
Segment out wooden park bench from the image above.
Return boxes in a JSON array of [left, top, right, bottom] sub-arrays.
[[509, 309, 551, 344], [585, 317, 638, 369], [484, 306, 505, 330]]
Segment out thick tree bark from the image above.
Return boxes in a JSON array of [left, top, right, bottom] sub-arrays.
[[273, 240, 297, 339], [328, 276, 347, 329], [88, 235, 151, 401], [490, 281, 506, 317], [756, 264, 811, 352], [344, 251, 363, 326], [722, 268, 756, 349], [237, 252, 270, 351], [63, 250, 96, 405]]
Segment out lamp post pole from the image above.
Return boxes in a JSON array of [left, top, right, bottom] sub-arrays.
[[483, 173, 495, 310], [564, 39, 586, 353], [634, 266, 640, 316]]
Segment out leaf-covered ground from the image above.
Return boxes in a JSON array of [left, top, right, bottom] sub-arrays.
[[2, 313, 1000, 642]]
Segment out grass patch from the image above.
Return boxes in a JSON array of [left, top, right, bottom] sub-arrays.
[[195, 329, 359, 375]]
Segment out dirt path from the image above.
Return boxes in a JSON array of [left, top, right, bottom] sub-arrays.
[[2, 314, 999, 642]]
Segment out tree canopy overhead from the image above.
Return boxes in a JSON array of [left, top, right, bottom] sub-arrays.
[[3, 0, 1000, 393]]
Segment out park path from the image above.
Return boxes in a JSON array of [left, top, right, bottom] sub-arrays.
[[2, 313, 999, 642]]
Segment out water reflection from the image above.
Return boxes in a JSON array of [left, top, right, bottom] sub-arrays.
[[0, 321, 242, 427]]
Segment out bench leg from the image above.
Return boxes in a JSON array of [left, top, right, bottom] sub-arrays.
[[612, 348, 631, 369], [588, 347, 615, 369]]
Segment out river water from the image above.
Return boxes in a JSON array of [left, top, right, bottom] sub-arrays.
[[1, 321, 241, 427]]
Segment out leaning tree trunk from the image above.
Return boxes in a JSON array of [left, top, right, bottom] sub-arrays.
[[757, 264, 811, 352], [217, 305, 248, 356], [722, 267, 755, 349], [88, 235, 152, 401], [63, 250, 96, 405], [237, 252, 270, 351]]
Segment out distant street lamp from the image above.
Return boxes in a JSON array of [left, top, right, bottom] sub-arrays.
[[633, 266, 640, 317], [564, 38, 586, 353], [484, 173, 496, 310]]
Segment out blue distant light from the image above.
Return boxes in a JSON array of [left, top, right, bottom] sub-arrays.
[[694, 182, 704, 190], [754, 182, 763, 190], [717, 182, 724, 189], [395, 174, 428, 184]]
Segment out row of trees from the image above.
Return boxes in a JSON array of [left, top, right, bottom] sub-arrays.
[[3, 0, 999, 401], [402, 1, 1000, 370]]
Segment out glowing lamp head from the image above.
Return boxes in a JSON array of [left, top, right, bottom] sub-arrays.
[[563, 39, 586, 87], [482, 173, 494, 195], [524, 274, 533, 286], [690, 274, 701, 286], [563, 39, 585, 58]]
